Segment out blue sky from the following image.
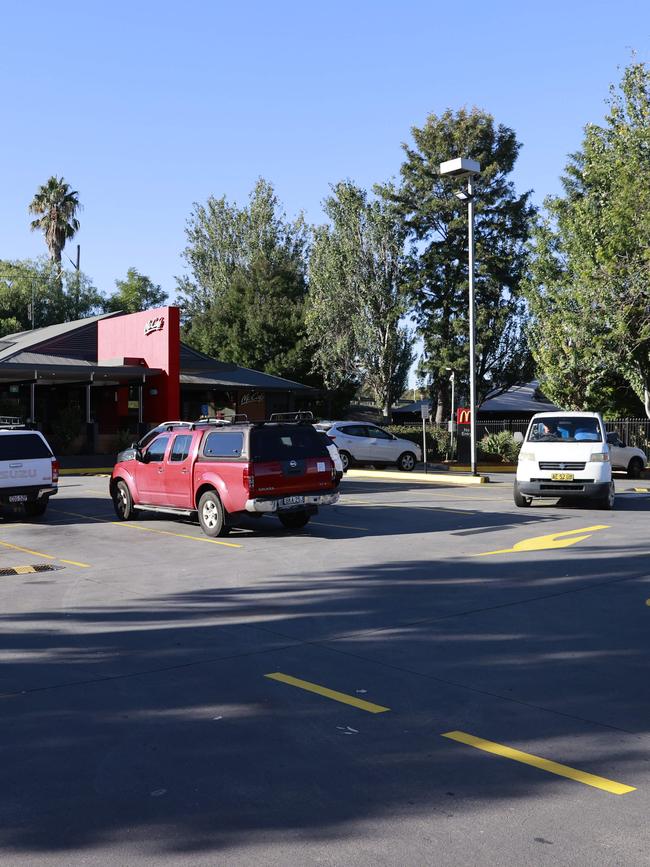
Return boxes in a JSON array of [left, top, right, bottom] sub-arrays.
[[1, 0, 649, 303]]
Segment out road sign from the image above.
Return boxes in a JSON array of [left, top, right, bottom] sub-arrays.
[[420, 401, 431, 419], [457, 407, 471, 424]]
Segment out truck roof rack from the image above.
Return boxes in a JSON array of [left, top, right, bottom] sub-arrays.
[[268, 411, 314, 423], [0, 416, 26, 430]]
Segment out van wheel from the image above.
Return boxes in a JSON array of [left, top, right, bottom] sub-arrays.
[[339, 451, 352, 472], [627, 457, 644, 479], [279, 511, 310, 530], [198, 490, 228, 537], [113, 481, 134, 520], [25, 500, 47, 518], [594, 481, 615, 510], [513, 483, 532, 507], [397, 452, 416, 472]]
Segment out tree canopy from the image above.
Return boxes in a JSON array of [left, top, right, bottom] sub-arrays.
[[29, 177, 81, 264], [105, 268, 168, 313]]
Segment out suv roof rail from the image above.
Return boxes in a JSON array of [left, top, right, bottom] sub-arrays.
[[268, 410, 314, 423]]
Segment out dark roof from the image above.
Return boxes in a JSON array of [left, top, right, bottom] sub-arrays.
[[0, 313, 118, 364], [181, 367, 314, 392], [479, 380, 560, 414]]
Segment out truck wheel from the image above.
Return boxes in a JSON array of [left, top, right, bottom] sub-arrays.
[[513, 483, 532, 507], [397, 452, 417, 472], [113, 480, 134, 520], [25, 500, 47, 518], [627, 457, 643, 479], [594, 481, 615, 510], [339, 451, 352, 472], [279, 510, 310, 530], [198, 490, 228, 537]]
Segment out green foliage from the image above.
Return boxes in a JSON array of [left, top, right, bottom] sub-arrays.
[[479, 430, 521, 463], [526, 62, 650, 417], [105, 268, 167, 313], [385, 424, 452, 461], [177, 179, 319, 384], [307, 182, 413, 417], [29, 176, 81, 264], [0, 259, 103, 336], [383, 107, 535, 421]]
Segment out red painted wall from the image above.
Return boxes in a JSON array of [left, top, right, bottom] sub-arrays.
[[97, 307, 180, 422]]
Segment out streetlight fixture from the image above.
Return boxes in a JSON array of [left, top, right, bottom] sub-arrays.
[[439, 157, 481, 475]]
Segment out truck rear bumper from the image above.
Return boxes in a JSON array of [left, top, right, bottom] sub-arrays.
[[245, 491, 340, 513], [0, 486, 57, 505]]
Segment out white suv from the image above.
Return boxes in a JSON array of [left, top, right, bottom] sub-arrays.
[[0, 426, 59, 517], [515, 411, 614, 509], [606, 432, 647, 478], [315, 422, 422, 472]]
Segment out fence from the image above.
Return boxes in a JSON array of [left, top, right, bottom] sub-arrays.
[[476, 418, 650, 452]]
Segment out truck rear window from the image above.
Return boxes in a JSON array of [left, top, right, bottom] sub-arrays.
[[251, 427, 329, 462], [0, 434, 52, 460]]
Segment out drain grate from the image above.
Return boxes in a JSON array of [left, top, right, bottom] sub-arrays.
[[0, 563, 62, 576]]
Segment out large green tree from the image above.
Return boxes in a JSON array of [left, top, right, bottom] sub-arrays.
[[105, 268, 168, 313], [384, 108, 535, 421], [29, 176, 81, 264], [0, 259, 102, 337], [306, 182, 413, 418], [527, 62, 650, 416], [177, 179, 316, 381]]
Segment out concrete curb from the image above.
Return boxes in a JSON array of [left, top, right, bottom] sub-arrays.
[[347, 469, 489, 485], [451, 464, 516, 474], [60, 468, 113, 476]]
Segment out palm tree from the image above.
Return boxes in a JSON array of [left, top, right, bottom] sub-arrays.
[[29, 177, 81, 264]]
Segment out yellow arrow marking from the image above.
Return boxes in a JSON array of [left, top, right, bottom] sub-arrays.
[[475, 525, 609, 557]]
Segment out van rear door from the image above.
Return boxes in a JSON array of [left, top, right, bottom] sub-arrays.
[[0, 433, 53, 495], [250, 426, 333, 497]]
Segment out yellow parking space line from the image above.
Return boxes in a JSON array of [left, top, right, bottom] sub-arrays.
[[475, 525, 609, 557], [442, 730, 635, 795], [114, 522, 241, 548], [310, 520, 370, 531], [633, 487, 650, 493], [265, 672, 390, 713], [0, 539, 90, 568]]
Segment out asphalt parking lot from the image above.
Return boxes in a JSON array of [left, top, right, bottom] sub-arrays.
[[1, 472, 649, 866]]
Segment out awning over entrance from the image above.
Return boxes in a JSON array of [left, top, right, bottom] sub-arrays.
[[0, 363, 163, 385]]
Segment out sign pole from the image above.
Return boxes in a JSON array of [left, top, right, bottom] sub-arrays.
[[420, 401, 430, 473]]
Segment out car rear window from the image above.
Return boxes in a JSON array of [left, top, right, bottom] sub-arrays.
[[0, 434, 52, 460], [251, 426, 329, 462]]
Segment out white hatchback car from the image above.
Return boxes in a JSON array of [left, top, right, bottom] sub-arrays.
[[606, 431, 647, 478], [315, 422, 422, 472]]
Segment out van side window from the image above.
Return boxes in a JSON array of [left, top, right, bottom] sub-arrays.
[[203, 431, 244, 458], [169, 434, 192, 462]]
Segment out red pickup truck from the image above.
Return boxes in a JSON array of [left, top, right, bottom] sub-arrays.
[[110, 418, 339, 536]]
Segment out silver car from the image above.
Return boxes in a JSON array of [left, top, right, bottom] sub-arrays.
[[315, 422, 422, 472]]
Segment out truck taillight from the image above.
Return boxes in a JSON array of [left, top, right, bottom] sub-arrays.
[[52, 459, 59, 483], [243, 466, 255, 493]]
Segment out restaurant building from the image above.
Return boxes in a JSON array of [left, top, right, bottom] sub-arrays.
[[0, 306, 314, 452]]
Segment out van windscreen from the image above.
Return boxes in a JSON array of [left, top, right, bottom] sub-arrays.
[[251, 427, 329, 462], [527, 417, 602, 443]]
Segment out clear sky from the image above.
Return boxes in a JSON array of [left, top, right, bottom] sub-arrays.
[[1, 0, 649, 301]]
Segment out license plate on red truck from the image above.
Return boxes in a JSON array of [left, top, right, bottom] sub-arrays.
[[282, 495, 305, 506]]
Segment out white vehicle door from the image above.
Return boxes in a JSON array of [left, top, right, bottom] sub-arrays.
[[333, 424, 370, 460], [0, 432, 53, 491], [365, 426, 400, 462], [606, 433, 626, 469]]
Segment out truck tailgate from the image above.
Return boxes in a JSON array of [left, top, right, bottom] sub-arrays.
[[253, 456, 333, 496]]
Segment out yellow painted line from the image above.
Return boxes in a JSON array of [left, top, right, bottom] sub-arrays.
[[114, 522, 241, 548], [476, 525, 609, 557], [348, 469, 488, 485], [310, 520, 370, 531], [13, 565, 37, 574], [265, 672, 390, 713], [633, 488, 650, 493], [0, 539, 55, 560], [59, 468, 113, 476], [0, 539, 90, 568], [442, 730, 635, 795]]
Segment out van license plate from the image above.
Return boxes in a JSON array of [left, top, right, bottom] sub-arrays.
[[9, 495, 28, 503], [282, 495, 305, 506], [551, 473, 574, 481]]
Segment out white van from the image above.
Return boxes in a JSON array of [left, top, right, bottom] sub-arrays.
[[514, 412, 614, 509]]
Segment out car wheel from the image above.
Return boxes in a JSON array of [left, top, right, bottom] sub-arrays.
[[339, 451, 352, 472], [627, 457, 644, 479], [397, 451, 416, 472], [198, 490, 228, 537], [594, 481, 615, 510], [279, 510, 310, 530], [513, 482, 532, 507], [25, 500, 47, 518], [113, 480, 134, 520]]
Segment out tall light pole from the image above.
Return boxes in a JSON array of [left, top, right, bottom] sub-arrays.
[[439, 157, 481, 475], [446, 366, 455, 460]]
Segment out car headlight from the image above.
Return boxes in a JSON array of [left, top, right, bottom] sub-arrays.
[[518, 451, 535, 462], [590, 452, 610, 462]]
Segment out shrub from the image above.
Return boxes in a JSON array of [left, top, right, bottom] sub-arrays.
[[386, 424, 452, 462], [479, 430, 521, 464]]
